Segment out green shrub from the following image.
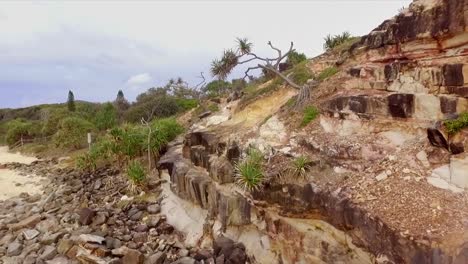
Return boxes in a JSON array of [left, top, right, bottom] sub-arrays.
[[301, 106, 320, 127], [323, 31, 355, 51], [94, 103, 117, 131], [204, 80, 232, 97], [151, 118, 184, 143], [445, 112, 468, 134], [317, 67, 339, 81], [41, 107, 70, 136], [290, 62, 313, 85], [287, 51, 307, 66], [175, 98, 198, 111], [124, 96, 181, 123], [5, 119, 40, 146], [127, 160, 146, 188], [246, 147, 264, 165], [53, 117, 94, 149], [76, 152, 98, 172]]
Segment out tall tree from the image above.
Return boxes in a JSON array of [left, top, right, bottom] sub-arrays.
[[211, 38, 318, 106], [114, 89, 130, 112], [67, 90, 76, 112]]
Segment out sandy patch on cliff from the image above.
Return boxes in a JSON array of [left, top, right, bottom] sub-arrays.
[[0, 146, 37, 165], [0, 146, 44, 200], [227, 86, 297, 128]]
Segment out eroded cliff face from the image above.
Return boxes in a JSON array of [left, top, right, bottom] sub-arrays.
[[158, 0, 468, 263]]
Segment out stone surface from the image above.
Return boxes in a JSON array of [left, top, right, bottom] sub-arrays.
[[6, 241, 22, 257], [8, 214, 41, 231], [22, 229, 40, 240], [39, 245, 57, 260], [78, 208, 95, 225], [121, 248, 144, 264], [79, 234, 106, 244], [145, 252, 166, 264]]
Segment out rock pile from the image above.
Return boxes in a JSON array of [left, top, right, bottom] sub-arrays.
[[0, 160, 248, 264]]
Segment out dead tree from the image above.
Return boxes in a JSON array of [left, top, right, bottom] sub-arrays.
[[210, 38, 317, 106]]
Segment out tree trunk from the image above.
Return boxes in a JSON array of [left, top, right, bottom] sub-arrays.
[[295, 85, 311, 108]]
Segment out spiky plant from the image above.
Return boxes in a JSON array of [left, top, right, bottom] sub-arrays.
[[323, 31, 354, 51], [234, 147, 265, 191], [236, 37, 253, 55], [290, 156, 311, 178], [246, 147, 263, 165], [235, 160, 264, 192]]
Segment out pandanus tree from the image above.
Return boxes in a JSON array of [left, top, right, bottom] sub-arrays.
[[210, 38, 317, 106]]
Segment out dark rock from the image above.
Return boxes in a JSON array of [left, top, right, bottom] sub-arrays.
[[129, 211, 143, 221], [134, 224, 149, 232], [215, 254, 225, 264], [78, 208, 96, 225], [199, 111, 212, 119], [156, 222, 174, 235], [226, 143, 241, 163], [427, 128, 449, 149], [194, 249, 212, 261], [387, 93, 414, 118], [226, 247, 247, 264], [440, 96, 458, 115], [447, 86, 468, 98], [349, 67, 361, 78], [442, 64, 463, 86]]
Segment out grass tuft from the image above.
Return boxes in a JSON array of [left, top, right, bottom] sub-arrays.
[[445, 112, 468, 134], [317, 67, 339, 81], [290, 156, 311, 178], [301, 106, 320, 127]]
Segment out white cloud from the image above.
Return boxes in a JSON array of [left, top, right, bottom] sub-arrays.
[[0, 0, 412, 107], [126, 73, 153, 91]]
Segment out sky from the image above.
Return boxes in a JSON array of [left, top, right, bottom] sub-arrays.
[[0, 0, 411, 108]]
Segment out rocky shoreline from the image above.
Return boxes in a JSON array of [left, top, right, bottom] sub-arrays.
[[0, 160, 248, 264]]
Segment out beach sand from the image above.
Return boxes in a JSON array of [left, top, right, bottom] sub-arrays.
[[0, 146, 45, 200]]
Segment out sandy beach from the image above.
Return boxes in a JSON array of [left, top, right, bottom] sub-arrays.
[[0, 146, 44, 200]]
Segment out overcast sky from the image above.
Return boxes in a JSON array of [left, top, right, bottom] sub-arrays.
[[0, 0, 411, 108]]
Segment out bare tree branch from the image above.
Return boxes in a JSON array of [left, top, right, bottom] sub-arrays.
[[267, 41, 282, 59], [275, 42, 295, 68], [194, 72, 206, 90], [258, 64, 302, 90], [243, 66, 262, 80]]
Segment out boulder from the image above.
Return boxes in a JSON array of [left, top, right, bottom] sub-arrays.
[[39, 245, 57, 260], [22, 229, 40, 240], [171, 257, 196, 264], [145, 252, 167, 264], [122, 248, 144, 264], [78, 208, 96, 225], [6, 241, 22, 256], [147, 204, 161, 214], [8, 214, 42, 231]]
